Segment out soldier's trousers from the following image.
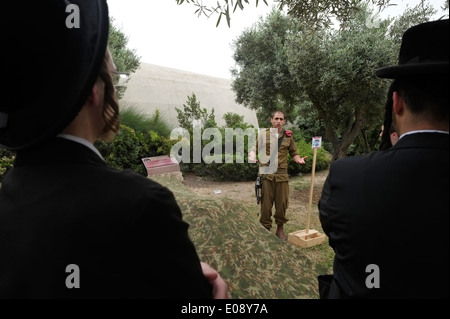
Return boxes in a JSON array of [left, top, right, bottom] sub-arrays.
[[260, 178, 289, 230]]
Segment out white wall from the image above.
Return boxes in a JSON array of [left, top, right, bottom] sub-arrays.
[[120, 63, 259, 129]]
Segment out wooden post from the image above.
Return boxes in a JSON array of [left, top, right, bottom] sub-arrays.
[[287, 136, 326, 247], [305, 147, 317, 234]]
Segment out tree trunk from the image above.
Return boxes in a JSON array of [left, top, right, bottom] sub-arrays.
[[329, 111, 366, 161]]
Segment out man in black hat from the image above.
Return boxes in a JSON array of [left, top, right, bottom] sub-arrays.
[[317, 19, 449, 298], [0, 0, 227, 298]]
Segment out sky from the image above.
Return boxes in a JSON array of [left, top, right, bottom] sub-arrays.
[[107, 0, 275, 79], [107, 0, 447, 80]]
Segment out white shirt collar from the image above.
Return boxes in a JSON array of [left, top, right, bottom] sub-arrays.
[[399, 130, 449, 140], [57, 134, 104, 160]]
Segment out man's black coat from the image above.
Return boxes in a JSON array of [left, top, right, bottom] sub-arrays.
[[318, 132, 449, 298], [0, 138, 212, 298]]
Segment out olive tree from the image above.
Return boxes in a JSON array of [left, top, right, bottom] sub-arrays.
[[231, 3, 437, 159]]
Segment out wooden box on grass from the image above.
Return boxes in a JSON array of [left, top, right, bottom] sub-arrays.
[[288, 229, 326, 248]]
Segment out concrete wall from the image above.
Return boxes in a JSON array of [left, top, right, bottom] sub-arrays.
[[120, 63, 259, 129]]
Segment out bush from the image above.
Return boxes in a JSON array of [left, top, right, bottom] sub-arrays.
[[173, 94, 263, 181], [94, 106, 178, 176], [215, 162, 258, 181], [96, 124, 147, 176], [191, 161, 258, 182], [176, 117, 258, 181], [120, 104, 172, 137], [144, 130, 178, 158], [288, 137, 331, 176]]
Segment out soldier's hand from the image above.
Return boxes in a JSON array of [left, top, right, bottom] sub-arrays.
[[294, 155, 308, 164], [248, 151, 258, 163]]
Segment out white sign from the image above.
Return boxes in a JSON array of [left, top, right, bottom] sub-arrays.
[[312, 136, 322, 149]]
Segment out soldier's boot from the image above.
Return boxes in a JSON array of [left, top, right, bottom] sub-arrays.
[[276, 224, 287, 241]]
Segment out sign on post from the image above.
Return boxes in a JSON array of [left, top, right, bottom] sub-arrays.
[[312, 136, 322, 149]]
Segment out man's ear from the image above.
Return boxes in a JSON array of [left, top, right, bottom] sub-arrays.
[[86, 80, 102, 107], [392, 91, 404, 115]]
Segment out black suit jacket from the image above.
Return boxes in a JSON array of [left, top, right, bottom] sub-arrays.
[[0, 138, 212, 298], [318, 132, 449, 298]]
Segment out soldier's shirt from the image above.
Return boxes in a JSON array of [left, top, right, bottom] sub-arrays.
[[253, 128, 299, 182]]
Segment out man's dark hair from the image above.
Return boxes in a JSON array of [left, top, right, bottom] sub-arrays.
[[98, 52, 120, 134], [271, 110, 286, 120], [395, 75, 449, 122]]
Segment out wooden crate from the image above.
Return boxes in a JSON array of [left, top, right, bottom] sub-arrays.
[[287, 229, 326, 248]]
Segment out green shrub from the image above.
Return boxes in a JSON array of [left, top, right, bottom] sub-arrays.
[[120, 104, 172, 137], [96, 124, 147, 176], [180, 119, 258, 181], [144, 130, 178, 157], [215, 162, 258, 181], [191, 160, 258, 182], [94, 106, 178, 176], [175, 93, 217, 131], [173, 94, 263, 181], [288, 137, 331, 176]]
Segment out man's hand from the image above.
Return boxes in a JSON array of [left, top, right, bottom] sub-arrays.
[[248, 151, 258, 163], [201, 262, 229, 299], [293, 155, 308, 164]]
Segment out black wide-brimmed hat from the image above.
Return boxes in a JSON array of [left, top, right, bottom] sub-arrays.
[[376, 19, 449, 79], [0, 0, 109, 150]]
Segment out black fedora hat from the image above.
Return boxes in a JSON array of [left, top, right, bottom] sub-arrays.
[[376, 19, 449, 79], [0, 0, 109, 150]]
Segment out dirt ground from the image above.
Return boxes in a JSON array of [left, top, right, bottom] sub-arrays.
[[182, 169, 334, 270], [182, 169, 328, 226]]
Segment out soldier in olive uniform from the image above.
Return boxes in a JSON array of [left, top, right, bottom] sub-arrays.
[[249, 111, 307, 240]]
